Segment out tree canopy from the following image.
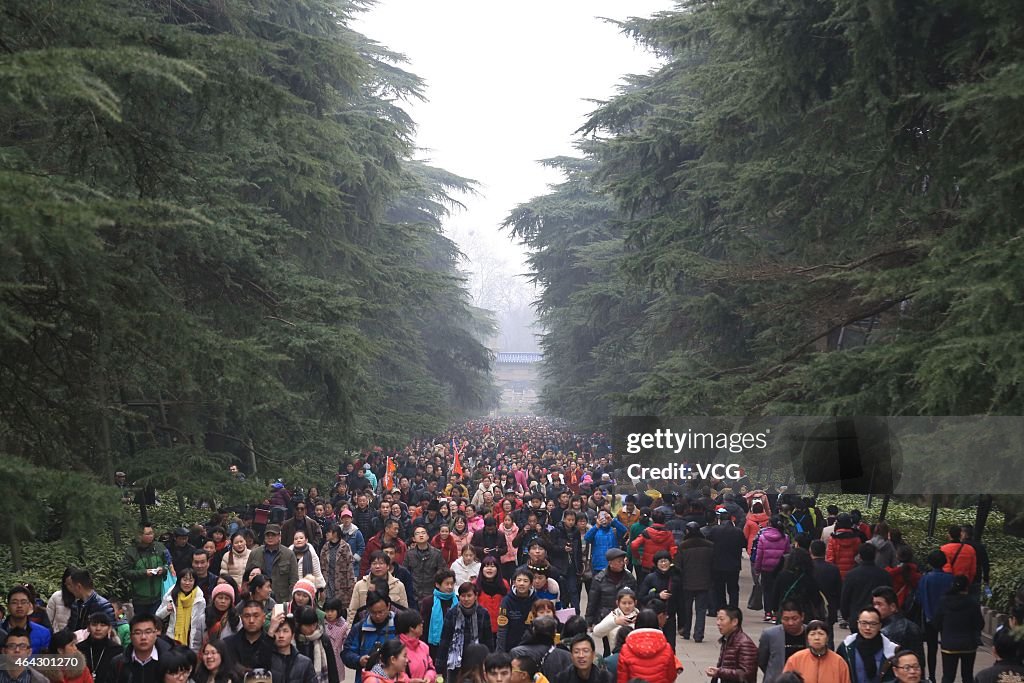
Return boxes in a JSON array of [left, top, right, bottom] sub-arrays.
[[0, 0, 497, 538], [506, 0, 1024, 426]]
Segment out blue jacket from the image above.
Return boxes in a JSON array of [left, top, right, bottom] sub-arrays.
[[341, 613, 396, 671], [0, 619, 51, 654], [917, 569, 955, 623], [585, 520, 627, 571], [68, 591, 116, 631], [342, 525, 366, 577]]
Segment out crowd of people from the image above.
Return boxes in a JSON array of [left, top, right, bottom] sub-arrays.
[[1, 418, 1020, 683]]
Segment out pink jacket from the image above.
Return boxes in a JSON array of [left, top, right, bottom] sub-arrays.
[[499, 522, 519, 564], [398, 634, 437, 681], [753, 527, 790, 574]]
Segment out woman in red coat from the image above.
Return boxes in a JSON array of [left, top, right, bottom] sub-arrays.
[[616, 610, 682, 683], [473, 556, 508, 633], [887, 547, 923, 610], [826, 514, 862, 578], [431, 525, 459, 566]]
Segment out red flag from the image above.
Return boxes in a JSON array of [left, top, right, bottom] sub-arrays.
[[452, 447, 464, 477], [382, 456, 396, 491]]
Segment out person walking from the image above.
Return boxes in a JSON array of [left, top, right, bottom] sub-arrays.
[[705, 606, 758, 683], [706, 508, 747, 614], [934, 575, 984, 683]]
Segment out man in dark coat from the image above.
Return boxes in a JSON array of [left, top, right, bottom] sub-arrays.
[[706, 508, 747, 613], [839, 544, 892, 629], [708, 606, 758, 683]]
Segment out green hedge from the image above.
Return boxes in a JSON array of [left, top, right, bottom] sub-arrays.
[[818, 495, 1024, 614], [0, 500, 210, 604]]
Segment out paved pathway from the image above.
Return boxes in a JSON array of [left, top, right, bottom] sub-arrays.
[[582, 566, 994, 682]]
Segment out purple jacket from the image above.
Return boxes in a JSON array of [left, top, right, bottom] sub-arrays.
[[754, 527, 790, 574]]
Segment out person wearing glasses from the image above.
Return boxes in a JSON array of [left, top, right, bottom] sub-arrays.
[[3, 586, 51, 654], [890, 650, 924, 683], [158, 646, 198, 683], [836, 608, 898, 683], [112, 614, 173, 683], [1, 628, 48, 683]]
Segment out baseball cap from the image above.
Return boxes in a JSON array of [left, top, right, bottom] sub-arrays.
[[265, 524, 282, 535], [174, 527, 189, 536], [715, 506, 730, 516], [340, 508, 353, 518], [605, 548, 627, 561]]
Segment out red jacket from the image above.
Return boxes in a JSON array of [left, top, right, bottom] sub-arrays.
[[743, 512, 770, 553], [826, 531, 862, 578], [360, 533, 407, 575], [431, 533, 459, 566], [616, 628, 681, 683], [887, 563, 923, 609], [477, 584, 508, 633], [940, 542, 977, 583], [630, 524, 677, 569]]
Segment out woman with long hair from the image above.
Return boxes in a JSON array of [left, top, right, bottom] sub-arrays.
[[242, 573, 276, 620], [431, 524, 459, 566], [46, 567, 79, 632], [451, 516, 472, 555], [220, 533, 252, 587], [886, 547, 922, 614], [194, 639, 241, 683], [291, 532, 326, 591], [755, 515, 792, 623], [772, 548, 824, 622], [157, 568, 207, 651], [474, 556, 509, 633], [204, 583, 240, 644], [361, 640, 409, 683], [454, 644, 489, 683], [158, 647, 197, 683]]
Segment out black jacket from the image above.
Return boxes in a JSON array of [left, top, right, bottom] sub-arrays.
[[881, 613, 924, 661], [352, 505, 375, 536], [224, 631, 275, 672], [471, 529, 511, 566], [547, 524, 583, 578], [270, 646, 316, 683], [586, 568, 639, 624], [81, 637, 123, 683], [112, 637, 173, 683], [639, 567, 683, 614], [812, 558, 843, 624], [707, 523, 747, 573], [436, 604, 495, 674], [935, 593, 984, 651], [840, 563, 892, 621]]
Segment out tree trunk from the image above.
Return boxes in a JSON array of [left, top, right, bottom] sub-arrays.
[[926, 495, 940, 538], [879, 494, 891, 523], [975, 494, 993, 543], [9, 518, 22, 573], [247, 437, 257, 476]]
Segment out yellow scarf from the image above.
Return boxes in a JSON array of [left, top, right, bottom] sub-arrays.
[[174, 588, 197, 646]]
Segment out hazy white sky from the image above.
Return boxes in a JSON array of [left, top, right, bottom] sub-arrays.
[[353, 1, 673, 282]]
